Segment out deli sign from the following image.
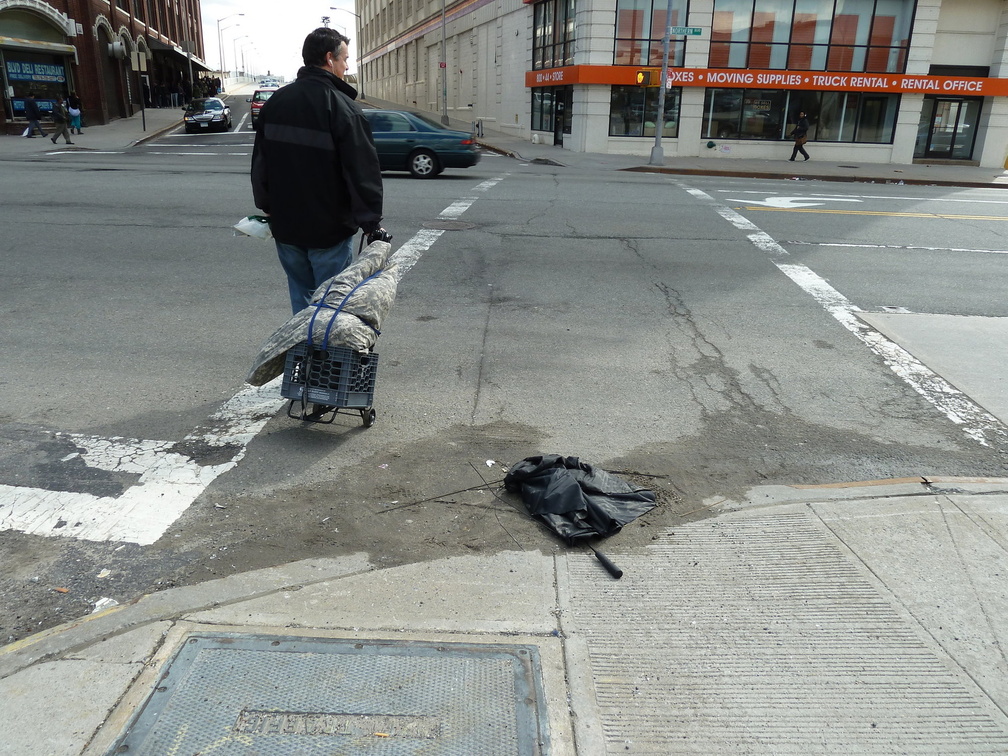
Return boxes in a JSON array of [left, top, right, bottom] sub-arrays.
[[526, 65, 1008, 96]]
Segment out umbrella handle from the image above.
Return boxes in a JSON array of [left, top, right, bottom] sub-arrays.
[[591, 547, 623, 579]]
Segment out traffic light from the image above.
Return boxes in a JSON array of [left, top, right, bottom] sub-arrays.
[[636, 69, 660, 87]]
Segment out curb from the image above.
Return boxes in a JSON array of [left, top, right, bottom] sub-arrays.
[[0, 554, 375, 680], [128, 117, 180, 147], [623, 164, 1008, 188]]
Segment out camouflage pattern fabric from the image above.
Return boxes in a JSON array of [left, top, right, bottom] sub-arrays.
[[247, 241, 398, 386]]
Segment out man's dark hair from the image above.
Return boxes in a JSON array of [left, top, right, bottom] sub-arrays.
[[302, 27, 350, 67]]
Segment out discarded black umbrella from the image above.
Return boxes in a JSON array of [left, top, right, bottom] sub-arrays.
[[503, 454, 657, 579]]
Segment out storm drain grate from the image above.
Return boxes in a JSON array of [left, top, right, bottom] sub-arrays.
[[108, 633, 550, 755]]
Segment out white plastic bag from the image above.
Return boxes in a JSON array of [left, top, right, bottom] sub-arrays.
[[22, 127, 30, 137], [233, 214, 273, 239]]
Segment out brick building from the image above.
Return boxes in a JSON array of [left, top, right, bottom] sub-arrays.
[[1, 0, 208, 133]]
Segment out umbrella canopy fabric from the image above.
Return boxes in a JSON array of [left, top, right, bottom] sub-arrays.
[[504, 455, 657, 545]]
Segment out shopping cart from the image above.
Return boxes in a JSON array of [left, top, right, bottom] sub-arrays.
[[279, 263, 384, 426], [281, 342, 378, 426]]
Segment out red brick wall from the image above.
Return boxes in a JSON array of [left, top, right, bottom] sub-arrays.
[[3, 0, 204, 132]]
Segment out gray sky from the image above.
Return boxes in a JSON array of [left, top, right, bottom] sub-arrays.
[[199, 0, 361, 80]]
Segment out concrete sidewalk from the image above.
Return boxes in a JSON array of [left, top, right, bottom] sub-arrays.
[[1, 477, 1007, 754]]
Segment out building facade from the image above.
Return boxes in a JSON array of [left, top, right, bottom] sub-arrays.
[[358, 0, 1008, 167], [1, 0, 207, 133]]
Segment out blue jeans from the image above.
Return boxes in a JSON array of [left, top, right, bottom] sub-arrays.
[[275, 236, 355, 314]]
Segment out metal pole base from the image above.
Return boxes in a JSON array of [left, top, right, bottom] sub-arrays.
[[649, 145, 665, 166]]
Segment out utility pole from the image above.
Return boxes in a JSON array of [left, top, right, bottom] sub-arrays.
[[649, 0, 674, 166], [441, 0, 449, 124]]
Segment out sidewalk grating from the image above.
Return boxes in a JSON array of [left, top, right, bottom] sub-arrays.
[[107, 633, 550, 755]]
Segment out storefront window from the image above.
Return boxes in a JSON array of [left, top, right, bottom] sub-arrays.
[[710, 0, 914, 73], [614, 0, 689, 67], [609, 85, 681, 137], [533, 0, 576, 70], [703, 87, 900, 143], [5, 54, 68, 117], [531, 86, 572, 133]]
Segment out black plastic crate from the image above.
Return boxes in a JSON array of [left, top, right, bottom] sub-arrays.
[[281, 342, 378, 408]]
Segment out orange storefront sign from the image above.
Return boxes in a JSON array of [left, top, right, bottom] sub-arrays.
[[525, 65, 1008, 96]]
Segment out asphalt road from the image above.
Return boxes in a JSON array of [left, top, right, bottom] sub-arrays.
[[2, 109, 1007, 644]]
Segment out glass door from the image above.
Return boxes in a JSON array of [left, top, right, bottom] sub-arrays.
[[915, 97, 981, 159]]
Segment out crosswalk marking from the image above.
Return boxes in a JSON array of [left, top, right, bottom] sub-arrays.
[[0, 175, 509, 545], [0, 379, 284, 544]]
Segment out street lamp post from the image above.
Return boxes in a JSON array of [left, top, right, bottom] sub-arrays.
[[330, 7, 364, 100], [233, 35, 249, 77], [216, 13, 243, 91]]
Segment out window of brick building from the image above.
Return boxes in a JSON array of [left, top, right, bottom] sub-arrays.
[[710, 0, 913, 72]]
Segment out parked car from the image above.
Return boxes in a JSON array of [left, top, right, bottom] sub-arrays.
[[246, 87, 278, 128], [361, 109, 480, 178], [183, 97, 232, 133]]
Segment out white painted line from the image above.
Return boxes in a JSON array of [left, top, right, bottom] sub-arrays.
[[472, 178, 501, 192], [0, 176, 510, 544], [152, 142, 254, 147], [684, 184, 1008, 448], [145, 151, 250, 156], [392, 175, 506, 280], [165, 132, 251, 138], [725, 196, 863, 209], [0, 378, 285, 545], [47, 151, 123, 155], [718, 189, 1008, 206], [234, 113, 250, 132], [439, 198, 477, 219], [786, 241, 1008, 255], [391, 229, 445, 281]]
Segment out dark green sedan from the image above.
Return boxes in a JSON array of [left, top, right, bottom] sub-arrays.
[[362, 109, 481, 178]]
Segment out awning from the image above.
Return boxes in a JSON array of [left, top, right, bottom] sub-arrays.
[[146, 37, 210, 72], [0, 35, 78, 63]]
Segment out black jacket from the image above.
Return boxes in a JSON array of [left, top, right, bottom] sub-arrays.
[[791, 117, 810, 139], [251, 66, 383, 248], [24, 97, 42, 121]]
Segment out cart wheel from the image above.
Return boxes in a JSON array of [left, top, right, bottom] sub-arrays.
[[361, 407, 376, 427]]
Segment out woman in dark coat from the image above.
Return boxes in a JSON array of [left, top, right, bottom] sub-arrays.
[[789, 111, 810, 161]]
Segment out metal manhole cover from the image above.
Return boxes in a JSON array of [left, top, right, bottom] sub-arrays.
[[109, 633, 550, 755], [422, 220, 476, 230]]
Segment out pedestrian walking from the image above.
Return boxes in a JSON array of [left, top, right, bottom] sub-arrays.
[[67, 91, 83, 134], [49, 95, 73, 145], [22, 92, 46, 138], [251, 26, 386, 315], [789, 111, 810, 161]]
